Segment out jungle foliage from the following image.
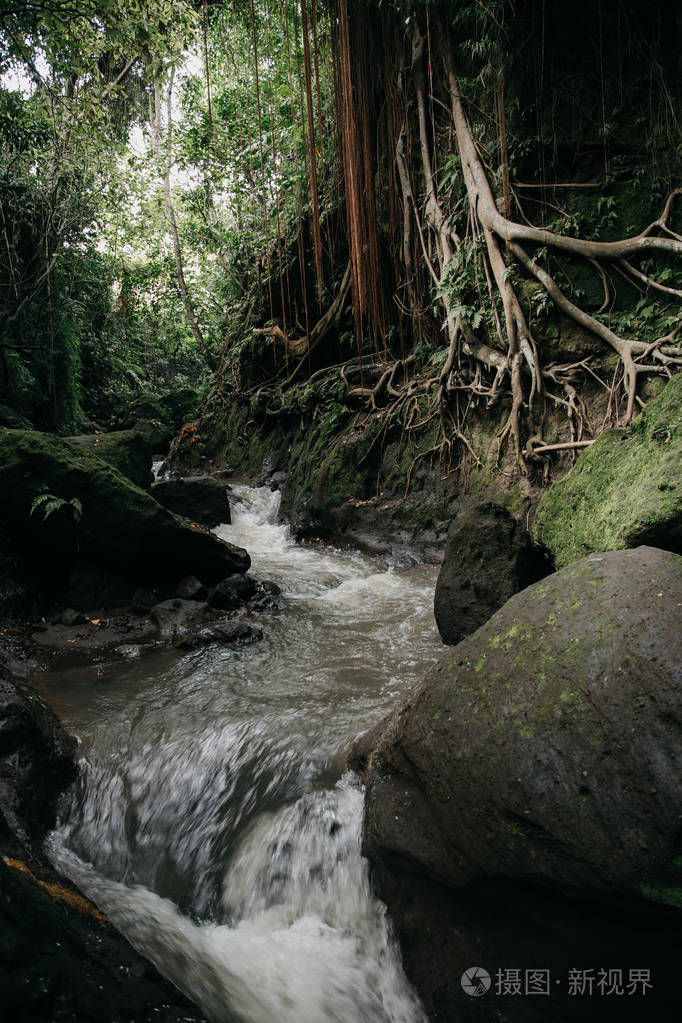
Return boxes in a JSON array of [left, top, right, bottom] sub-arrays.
[[0, 1, 679, 473]]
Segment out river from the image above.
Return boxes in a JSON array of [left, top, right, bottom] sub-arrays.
[[41, 484, 443, 1023]]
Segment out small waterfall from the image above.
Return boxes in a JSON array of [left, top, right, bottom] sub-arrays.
[[45, 485, 441, 1023]]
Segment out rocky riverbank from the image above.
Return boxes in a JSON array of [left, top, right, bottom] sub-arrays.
[[0, 675, 207, 1022]]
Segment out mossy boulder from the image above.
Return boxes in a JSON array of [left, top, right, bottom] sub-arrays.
[[122, 394, 170, 428], [66, 430, 152, 489], [122, 390, 199, 435], [159, 386, 200, 430], [130, 417, 172, 452], [119, 395, 172, 452], [364, 546, 682, 894], [360, 546, 682, 1021], [0, 430, 249, 590], [151, 476, 230, 527], [534, 373, 682, 567]]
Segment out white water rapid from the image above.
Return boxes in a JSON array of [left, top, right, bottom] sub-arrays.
[[44, 485, 443, 1023]]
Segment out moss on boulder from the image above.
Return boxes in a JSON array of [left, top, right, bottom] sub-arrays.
[[159, 386, 200, 430], [0, 430, 249, 588], [534, 373, 682, 567], [66, 430, 152, 489], [363, 546, 682, 895]]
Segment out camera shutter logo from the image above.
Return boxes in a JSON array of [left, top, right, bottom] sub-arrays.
[[461, 967, 492, 997]]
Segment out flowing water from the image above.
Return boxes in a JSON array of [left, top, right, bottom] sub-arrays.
[[42, 485, 443, 1023]]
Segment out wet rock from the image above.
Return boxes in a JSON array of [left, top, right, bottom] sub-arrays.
[[176, 574, 208, 601], [248, 594, 279, 613], [175, 621, 263, 650], [361, 546, 682, 1022], [535, 372, 682, 567], [151, 598, 261, 650], [434, 502, 551, 645], [66, 429, 153, 489], [114, 644, 144, 658], [151, 598, 221, 643], [207, 573, 256, 610], [0, 677, 76, 852], [151, 476, 231, 528], [60, 607, 86, 627], [248, 581, 282, 614], [0, 430, 250, 589]]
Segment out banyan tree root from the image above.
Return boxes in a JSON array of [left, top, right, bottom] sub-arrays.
[[254, 262, 351, 367], [443, 51, 682, 439], [371, 25, 682, 471]]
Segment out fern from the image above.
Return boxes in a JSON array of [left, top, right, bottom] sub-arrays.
[[30, 493, 83, 524]]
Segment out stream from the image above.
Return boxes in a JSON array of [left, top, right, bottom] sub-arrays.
[[41, 484, 443, 1023]]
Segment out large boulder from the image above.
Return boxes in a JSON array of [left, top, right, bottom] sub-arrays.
[[0, 430, 249, 590], [534, 373, 682, 567], [159, 386, 200, 430], [151, 476, 231, 527], [434, 502, 550, 645], [66, 429, 153, 489], [132, 417, 173, 452], [360, 547, 682, 1021]]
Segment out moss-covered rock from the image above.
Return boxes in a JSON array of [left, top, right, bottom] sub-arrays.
[[66, 430, 152, 489], [131, 417, 172, 452], [119, 395, 173, 452], [0, 430, 249, 590], [159, 386, 200, 430], [122, 394, 170, 428], [360, 546, 682, 1021], [534, 373, 682, 567], [364, 546, 682, 894]]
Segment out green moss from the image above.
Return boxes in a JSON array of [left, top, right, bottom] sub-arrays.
[[637, 882, 682, 910], [66, 430, 150, 488], [535, 374, 682, 567]]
